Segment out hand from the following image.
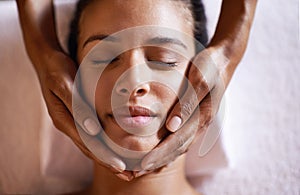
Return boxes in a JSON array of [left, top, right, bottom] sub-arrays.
[[35, 49, 133, 180], [129, 0, 259, 176], [138, 48, 227, 172], [16, 0, 132, 181]]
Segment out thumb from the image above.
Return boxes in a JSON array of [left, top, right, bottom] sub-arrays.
[[166, 49, 219, 132], [72, 85, 101, 135], [166, 82, 204, 132]]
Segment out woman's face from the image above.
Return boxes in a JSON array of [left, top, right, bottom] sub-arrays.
[[77, 0, 195, 155]]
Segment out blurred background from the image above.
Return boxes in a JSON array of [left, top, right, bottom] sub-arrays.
[[0, 0, 299, 194]]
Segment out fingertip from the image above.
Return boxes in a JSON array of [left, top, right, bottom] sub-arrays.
[[83, 118, 100, 135], [141, 154, 156, 170], [166, 116, 182, 132], [141, 162, 154, 171], [115, 173, 133, 181], [134, 170, 149, 178], [112, 158, 127, 172], [111, 163, 126, 173]]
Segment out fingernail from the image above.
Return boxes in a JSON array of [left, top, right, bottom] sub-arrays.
[[143, 163, 154, 171], [135, 170, 148, 178], [83, 118, 100, 135], [167, 116, 182, 132], [116, 173, 133, 181]]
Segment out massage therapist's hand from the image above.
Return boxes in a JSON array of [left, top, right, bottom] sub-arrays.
[[16, 0, 134, 181], [139, 0, 258, 173], [139, 48, 226, 173], [23, 43, 133, 181], [43, 52, 135, 179]]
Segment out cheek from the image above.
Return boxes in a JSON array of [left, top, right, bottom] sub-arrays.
[[151, 83, 179, 112], [95, 74, 115, 113], [151, 70, 187, 113]]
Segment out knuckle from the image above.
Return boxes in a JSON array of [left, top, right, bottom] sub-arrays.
[[178, 139, 192, 154], [47, 74, 72, 99], [175, 134, 186, 148], [175, 134, 194, 155], [46, 72, 63, 87], [200, 97, 213, 114], [154, 160, 168, 170], [196, 79, 209, 93], [189, 66, 204, 84], [57, 83, 71, 101], [181, 101, 194, 118], [177, 146, 187, 154], [47, 107, 70, 133], [154, 153, 180, 170]]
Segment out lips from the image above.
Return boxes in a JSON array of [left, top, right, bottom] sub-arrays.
[[110, 106, 157, 128]]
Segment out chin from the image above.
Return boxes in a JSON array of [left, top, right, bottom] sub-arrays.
[[98, 111, 168, 170], [103, 124, 163, 152], [118, 133, 161, 151], [100, 123, 166, 169]]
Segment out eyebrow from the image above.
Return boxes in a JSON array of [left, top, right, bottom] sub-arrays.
[[83, 34, 119, 48], [83, 34, 187, 50], [146, 36, 187, 50]]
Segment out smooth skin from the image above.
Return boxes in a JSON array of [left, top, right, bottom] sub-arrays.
[[16, 0, 257, 180], [78, 2, 201, 194], [78, 0, 196, 164]]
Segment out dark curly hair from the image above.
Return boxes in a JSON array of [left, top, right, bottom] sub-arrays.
[[68, 0, 208, 63]]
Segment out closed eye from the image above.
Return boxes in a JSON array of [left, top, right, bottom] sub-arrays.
[[92, 58, 119, 65], [148, 60, 178, 68]]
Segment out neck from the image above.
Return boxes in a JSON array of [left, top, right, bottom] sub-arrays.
[[87, 155, 198, 195]]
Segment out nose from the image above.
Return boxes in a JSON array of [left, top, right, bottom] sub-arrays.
[[116, 80, 150, 97], [115, 50, 151, 98]]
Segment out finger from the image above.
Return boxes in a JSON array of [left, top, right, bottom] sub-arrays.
[[116, 171, 134, 181], [199, 76, 226, 125], [78, 127, 127, 172], [134, 164, 167, 178], [145, 97, 202, 169], [166, 50, 218, 132], [189, 83, 226, 158], [144, 133, 195, 171], [133, 169, 154, 178], [142, 121, 207, 171], [142, 77, 226, 171], [48, 70, 100, 136], [71, 86, 101, 135], [166, 74, 208, 132], [47, 68, 74, 114], [45, 91, 126, 172], [141, 109, 199, 170]]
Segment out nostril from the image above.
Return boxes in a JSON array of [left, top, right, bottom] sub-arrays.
[[120, 88, 128, 94], [136, 88, 145, 94], [116, 83, 150, 96], [133, 83, 150, 97]]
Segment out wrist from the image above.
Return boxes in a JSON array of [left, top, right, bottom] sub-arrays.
[[205, 0, 257, 87], [204, 46, 231, 87], [28, 43, 62, 74], [17, 0, 62, 56]]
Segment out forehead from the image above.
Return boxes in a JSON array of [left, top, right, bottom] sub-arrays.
[[78, 0, 193, 42], [77, 0, 194, 60]]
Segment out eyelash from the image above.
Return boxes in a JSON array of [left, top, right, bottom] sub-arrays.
[[92, 58, 119, 65], [91, 59, 178, 68], [148, 60, 178, 67]]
